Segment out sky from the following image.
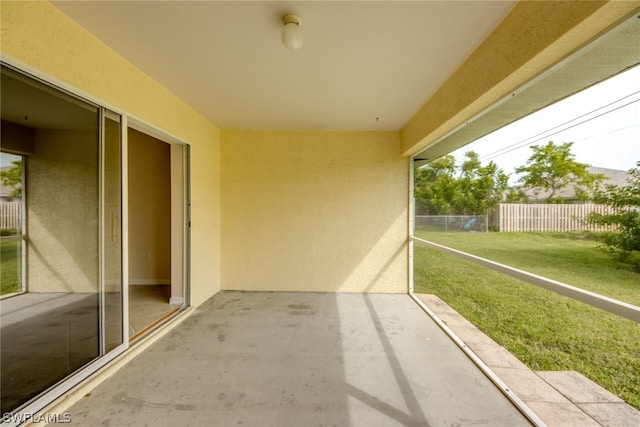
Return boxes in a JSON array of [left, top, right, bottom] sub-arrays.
[[451, 65, 640, 183]]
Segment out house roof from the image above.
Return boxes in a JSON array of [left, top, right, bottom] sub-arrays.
[[589, 166, 633, 188], [524, 166, 632, 201]]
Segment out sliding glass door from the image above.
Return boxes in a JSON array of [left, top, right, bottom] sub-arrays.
[[0, 65, 125, 415], [103, 112, 124, 353]]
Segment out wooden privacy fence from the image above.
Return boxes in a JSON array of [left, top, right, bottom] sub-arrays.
[[497, 203, 614, 232], [0, 202, 22, 230]]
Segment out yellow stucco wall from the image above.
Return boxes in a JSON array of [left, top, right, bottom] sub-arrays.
[[27, 129, 99, 293], [221, 130, 409, 293], [1, 1, 221, 305]]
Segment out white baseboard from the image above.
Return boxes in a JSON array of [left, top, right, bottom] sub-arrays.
[[169, 296, 184, 306]]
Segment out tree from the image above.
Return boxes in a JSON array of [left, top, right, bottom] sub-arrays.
[[0, 159, 22, 198], [514, 141, 606, 203], [414, 151, 509, 215], [453, 152, 509, 215], [587, 162, 640, 272], [414, 155, 457, 215], [504, 187, 528, 203]]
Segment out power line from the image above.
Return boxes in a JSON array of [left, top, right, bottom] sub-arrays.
[[481, 98, 640, 163], [571, 123, 640, 143], [478, 93, 640, 161], [477, 91, 640, 163]]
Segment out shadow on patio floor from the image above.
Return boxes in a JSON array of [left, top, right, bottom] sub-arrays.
[[49, 292, 531, 426]]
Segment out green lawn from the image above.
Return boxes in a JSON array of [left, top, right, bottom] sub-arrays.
[[413, 231, 640, 410], [415, 229, 640, 306], [1, 238, 22, 295]]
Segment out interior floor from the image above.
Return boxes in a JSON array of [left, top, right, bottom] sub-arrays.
[[129, 284, 178, 341], [51, 292, 531, 426]]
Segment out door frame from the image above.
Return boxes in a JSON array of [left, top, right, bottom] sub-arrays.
[[0, 57, 191, 425]]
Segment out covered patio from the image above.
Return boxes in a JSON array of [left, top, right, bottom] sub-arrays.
[[48, 292, 531, 426], [1, 1, 638, 426]]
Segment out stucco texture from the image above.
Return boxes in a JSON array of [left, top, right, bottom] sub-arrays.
[[221, 130, 409, 293], [1, 1, 221, 305], [27, 129, 99, 293]]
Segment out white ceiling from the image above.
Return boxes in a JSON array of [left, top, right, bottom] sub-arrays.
[[51, 1, 516, 130]]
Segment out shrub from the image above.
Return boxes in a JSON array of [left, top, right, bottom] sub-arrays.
[[588, 162, 640, 272]]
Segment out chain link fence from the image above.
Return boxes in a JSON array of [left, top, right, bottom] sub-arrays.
[[415, 215, 488, 232]]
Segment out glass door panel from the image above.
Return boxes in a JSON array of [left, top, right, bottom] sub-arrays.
[[103, 111, 123, 352], [0, 64, 125, 415]]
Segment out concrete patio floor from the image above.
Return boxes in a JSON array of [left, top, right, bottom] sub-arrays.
[[49, 292, 532, 426]]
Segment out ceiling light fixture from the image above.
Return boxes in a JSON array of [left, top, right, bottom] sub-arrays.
[[281, 14, 303, 50]]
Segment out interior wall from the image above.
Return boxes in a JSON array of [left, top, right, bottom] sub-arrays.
[[221, 130, 408, 293], [27, 129, 99, 293], [128, 128, 171, 285], [1, 120, 35, 154], [1, 1, 221, 305]]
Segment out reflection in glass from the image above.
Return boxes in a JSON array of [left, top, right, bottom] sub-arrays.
[[1, 152, 24, 296], [0, 65, 117, 414], [0, 236, 22, 295]]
